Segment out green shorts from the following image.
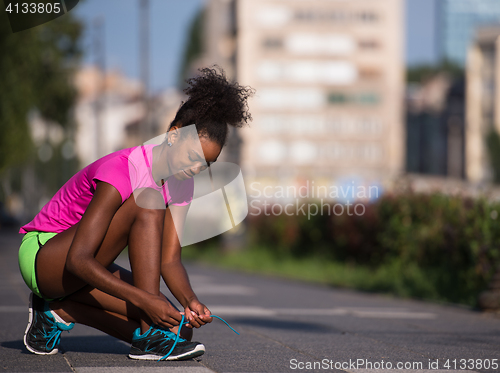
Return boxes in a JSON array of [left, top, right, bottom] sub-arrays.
[[18, 231, 58, 301]]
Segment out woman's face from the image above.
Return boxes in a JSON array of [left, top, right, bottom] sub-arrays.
[[168, 132, 222, 181]]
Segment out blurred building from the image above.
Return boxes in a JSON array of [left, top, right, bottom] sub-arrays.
[[406, 74, 465, 178], [74, 67, 182, 167], [438, 0, 500, 66], [201, 0, 237, 81], [74, 66, 144, 166], [466, 26, 500, 183], [201, 0, 405, 191], [124, 88, 184, 149]]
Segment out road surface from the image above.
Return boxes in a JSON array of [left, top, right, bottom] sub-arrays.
[[1, 228, 499, 373]]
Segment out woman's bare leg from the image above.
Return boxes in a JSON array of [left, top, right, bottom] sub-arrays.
[[50, 300, 138, 343], [35, 189, 179, 340], [48, 264, 140, 343], [49, 264, 192, 342]]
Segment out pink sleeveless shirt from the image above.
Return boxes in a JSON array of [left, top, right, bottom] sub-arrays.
[[20, 144, 194, 234]]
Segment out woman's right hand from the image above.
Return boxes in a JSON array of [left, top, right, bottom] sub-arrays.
[[143, 294, 184, 329]]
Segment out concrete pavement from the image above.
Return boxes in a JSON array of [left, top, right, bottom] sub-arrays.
[[1, 228, 499, 373]]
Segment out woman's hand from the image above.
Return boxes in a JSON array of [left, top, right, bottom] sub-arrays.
[[184, 299, 212, 328], [142, 294, 184, 329]]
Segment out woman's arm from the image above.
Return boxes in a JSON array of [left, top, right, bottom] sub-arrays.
[[65, 181, 182, 328], [161, 205, 212, 327]]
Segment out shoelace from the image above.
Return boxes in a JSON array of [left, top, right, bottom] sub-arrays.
[[43, 312, 74, 351], [45, 327, 64, 351], [158, 314, 239, 361]]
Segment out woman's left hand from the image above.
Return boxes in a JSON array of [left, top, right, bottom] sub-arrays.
[[185, 300, 213, 328]]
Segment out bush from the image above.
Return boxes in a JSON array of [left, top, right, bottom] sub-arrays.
[[246, 193, 500, 306]]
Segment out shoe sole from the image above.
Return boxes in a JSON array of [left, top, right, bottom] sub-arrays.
[[128, 343, 205, 361], [23, 293, 58, 355]]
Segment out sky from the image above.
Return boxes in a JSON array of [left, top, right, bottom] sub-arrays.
[[73, 0, 438, 93], [74, 0, 205, 93], [406, 0, 438, 65]]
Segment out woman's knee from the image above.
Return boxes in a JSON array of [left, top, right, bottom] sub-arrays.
[[135, 207, 165, 230]]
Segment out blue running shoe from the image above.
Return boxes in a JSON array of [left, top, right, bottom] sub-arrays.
[[23, 293, 74, 355], [129, 324, 205, 361]]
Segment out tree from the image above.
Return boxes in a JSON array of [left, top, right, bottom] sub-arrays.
[[177, 9, 204, 88], [407, 59, 464, 83], [0, 9, 82, 173], [486, 130, 500, 184]]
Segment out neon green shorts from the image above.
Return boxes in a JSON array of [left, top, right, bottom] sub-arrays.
[[18, 231, 58, 301]]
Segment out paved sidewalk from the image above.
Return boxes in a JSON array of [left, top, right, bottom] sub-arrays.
[[1, 228, 499, 373]]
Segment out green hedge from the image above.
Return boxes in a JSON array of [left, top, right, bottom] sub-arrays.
[[246, 193, 500, 306]]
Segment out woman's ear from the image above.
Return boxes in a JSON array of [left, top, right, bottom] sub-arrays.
[[167, 126, 180, 145]]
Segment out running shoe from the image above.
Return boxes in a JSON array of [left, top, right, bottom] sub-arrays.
[[24, 293, 74, 355], [128, 324, 205, 361]]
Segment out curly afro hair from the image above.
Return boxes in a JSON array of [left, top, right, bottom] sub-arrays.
[[170, 66, 255, 147]]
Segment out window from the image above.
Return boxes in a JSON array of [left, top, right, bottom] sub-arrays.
[[286, 33, 356, 56], [360, 12, 378, 23], [257, 115, 383, 137], [328, 93, 348, 104], [262, 37, 283, 50], [359, 40, 380, 50], [258, 140, 287, 164], [256, 7, 292, 27], [257, 60, 358, 85], [293, 10, 379, 24], [327, 92, 380, 105], [359, 67, 382, 79], [358, 93, 379, 104], [290, 141, 318, 165], [258, 88, 325, 109]]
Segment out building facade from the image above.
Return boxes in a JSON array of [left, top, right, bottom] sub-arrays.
[[439, 0, 500, 66], [232, 0, 405, 192], [74, 67, 183, 168], [406, 74, 465, 179], [466, 26, 500, 183]]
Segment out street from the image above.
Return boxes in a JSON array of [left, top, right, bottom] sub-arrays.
[[1, 228, 499, 373]]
